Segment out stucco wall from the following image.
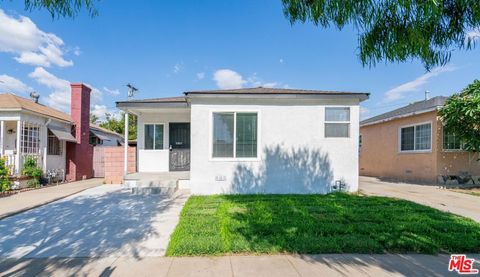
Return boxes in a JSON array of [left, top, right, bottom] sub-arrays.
[[360, 110, 480, 183], [136, 109, 190, 172], [189, 97, 360, 195]]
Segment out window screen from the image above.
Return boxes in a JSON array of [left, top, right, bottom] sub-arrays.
[[212, 113, 234, 157], [236, 113, 257, 158], [325, 107, 350, 138], [144, 124, 163, 150], [443, 129, 462, 150], [415, 123, 431, 150], [400, 126, 415, 151]]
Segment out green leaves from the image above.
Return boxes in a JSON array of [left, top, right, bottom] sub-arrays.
[[22, 0, 99, 18], [282, 0, 480, 69], [439, 79, 480, 154]]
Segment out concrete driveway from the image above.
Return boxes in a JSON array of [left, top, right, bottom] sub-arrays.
[[360, 176, 480, 222], [0, 185, 189, 258]]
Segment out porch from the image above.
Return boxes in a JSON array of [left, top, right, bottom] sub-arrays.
[[0, 118, 71, 178], [0, 120, 44, 176]]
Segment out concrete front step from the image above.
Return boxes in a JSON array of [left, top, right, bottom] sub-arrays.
[[124, 179, 178, 196]]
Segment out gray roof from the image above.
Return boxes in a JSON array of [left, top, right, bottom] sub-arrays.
[[116, 96, 186, 104], [185, 87, 369, 97], [116, 87, 369, 109], [361, 96, 448, 126]]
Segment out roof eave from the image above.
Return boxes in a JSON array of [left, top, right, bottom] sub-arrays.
[[185, 92, 369, 101], [360, 107, 440, 127]]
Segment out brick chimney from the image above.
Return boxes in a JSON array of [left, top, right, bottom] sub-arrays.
[[66, 83, 93, 181]]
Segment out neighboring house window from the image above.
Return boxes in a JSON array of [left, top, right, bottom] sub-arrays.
[[443, 129, 463, 150], [144, 124, 164, 150], [400, 123, 431, 152], [47, 130, 62, 155], [212, 112, 258, 158], [21, 123, 40, 154], [325, 107, 350, 138]]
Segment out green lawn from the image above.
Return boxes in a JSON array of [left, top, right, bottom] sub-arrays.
[[166, 193, 480, 256]]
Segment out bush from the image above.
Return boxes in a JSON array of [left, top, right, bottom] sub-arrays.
[[0, 157, 11, 192], [22, 156, 43, 188]]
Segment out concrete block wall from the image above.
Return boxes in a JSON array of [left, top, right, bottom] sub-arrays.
[[104, 146, 136, 184]]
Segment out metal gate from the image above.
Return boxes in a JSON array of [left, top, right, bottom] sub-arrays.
[[93, 146, 105, 177]]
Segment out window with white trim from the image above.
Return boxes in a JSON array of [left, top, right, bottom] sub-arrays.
[[400, 123, 431, 151], [325, 107, 350, 138], [21, 122, 40, 155], [144, 124, 164, 150], [212, 112, 258, 158], [443, 129, 463, 150]]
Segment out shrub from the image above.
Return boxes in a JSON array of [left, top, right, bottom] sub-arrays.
[[0, 157, 11, 192], [22, 156, 43, 188]]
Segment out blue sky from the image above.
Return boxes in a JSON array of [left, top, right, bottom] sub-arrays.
[[0, 1, 479, 120]]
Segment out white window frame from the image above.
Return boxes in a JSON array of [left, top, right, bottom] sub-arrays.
[[442, 127, 465, 152], [324, 107, 351, 138], [143, 123, 165, 150], [398, 121, 432, 153], [209, 110, 260, 162]]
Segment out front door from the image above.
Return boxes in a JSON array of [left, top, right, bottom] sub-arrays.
[[169, 123, 190, 171]]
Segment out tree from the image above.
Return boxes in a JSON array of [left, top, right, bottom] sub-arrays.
[[282, 0, 480, 69], [90, 113, 99, 124], [19, 0, 98, 18], [439, 80, 480, 154], [99, 112, 137, 141]]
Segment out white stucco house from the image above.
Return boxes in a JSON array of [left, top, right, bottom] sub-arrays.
[[117, 87, 369, 195]]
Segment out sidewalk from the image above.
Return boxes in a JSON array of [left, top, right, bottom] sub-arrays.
[[1, 254, 475, 276], [0, 178, 102, 220]]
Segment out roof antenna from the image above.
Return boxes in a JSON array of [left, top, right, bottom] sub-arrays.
[[424, 90, 430, 101], [126, 83, 138, 98], [29, 91, 40, 103]]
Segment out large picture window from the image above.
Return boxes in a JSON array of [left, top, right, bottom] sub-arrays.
[[325, 107, 350, 138], [400, 123, 431, 152], [144, 124, 164, 150], [212, 112, 258, 158]]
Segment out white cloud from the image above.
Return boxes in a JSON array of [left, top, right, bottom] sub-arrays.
[[29, 67, 103, 112], [91, 105, 111, 121], [384, 65, 457, 102], [466, 29, 480, 42], [0, 74, 32, 94], [213, 69, 246, 89], [104, 86, 120, 96], [247, 73, 278, 88], [196, 72, 205, 80], [173, 62, 183, 74], [213, 69, 280, 89], [0, 9, 72, 67], [29, 67, 71, 110], [360, 106, 370, 120], [279, 58, 284, 64]]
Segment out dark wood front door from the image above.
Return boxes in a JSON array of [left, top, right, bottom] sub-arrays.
[[169, 123, 190, 171]]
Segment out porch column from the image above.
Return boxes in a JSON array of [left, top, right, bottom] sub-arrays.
[[42, 125, 48, 173], [15, 120, 21, 175], [124, 112, 128, 176], [0, 120, 4, 156]]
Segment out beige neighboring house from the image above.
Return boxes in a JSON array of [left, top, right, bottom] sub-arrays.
[[360, 96, 480, 184], [0, 92, 123, 179]]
